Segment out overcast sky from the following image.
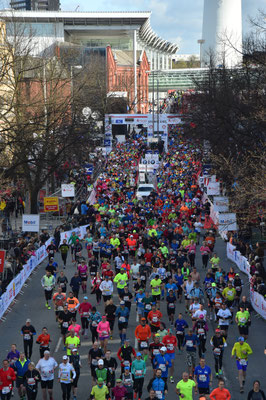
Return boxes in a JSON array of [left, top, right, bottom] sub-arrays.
[[61, 0, 265, 54]]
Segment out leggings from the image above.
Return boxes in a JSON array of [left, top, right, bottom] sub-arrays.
[[26, 389, 38, 400], [176, 333, 184, 350], [24, 340, 33, 359], [188, 253, 195, 267], [198, 337, 206, 357], [61, 253, 67, 266], [90, 326, 98, 343], [133, 377, 144, 397], [1, 393, 11, 400], [202, 255, 209, 269], [214, 353, 223, 373], [61, 383, 72, 400], [96, 289, 101, 303], [81, 317, 89, 329]]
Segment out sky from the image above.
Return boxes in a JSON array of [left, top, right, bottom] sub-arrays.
[[60, 0, 265, 54]]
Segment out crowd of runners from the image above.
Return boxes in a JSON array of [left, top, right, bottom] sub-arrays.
[[0, 133, 264, 400]]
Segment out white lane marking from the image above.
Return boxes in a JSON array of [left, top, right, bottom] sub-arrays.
[[80, 339, 121, 347], [55, 337, 62, 353]]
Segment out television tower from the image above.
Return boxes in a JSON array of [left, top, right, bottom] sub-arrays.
[[200, 0, 242, 67]]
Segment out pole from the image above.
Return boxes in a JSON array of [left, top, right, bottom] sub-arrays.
[[152, 72, 155, 136], [157, 79, 159, 137], [133, 30, 137, 113]]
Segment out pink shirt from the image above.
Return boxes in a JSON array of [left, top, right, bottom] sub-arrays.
[[68, 324, 81, 336], [97, 321, 110, 337], [78, 264, 88, 277]]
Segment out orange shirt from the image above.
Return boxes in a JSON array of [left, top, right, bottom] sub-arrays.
[[135, 324, 152, 341], [67, 297, 79, 311], [148, 310, 163, 327], [36, 333, 50, 347], [210, 388, 231, 400]]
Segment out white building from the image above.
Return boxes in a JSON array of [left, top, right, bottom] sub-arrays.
[[200, 0, 242, 67], [0, 10, 179, 70]]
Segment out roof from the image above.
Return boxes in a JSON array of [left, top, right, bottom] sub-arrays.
[[0, 9, 179, 54]]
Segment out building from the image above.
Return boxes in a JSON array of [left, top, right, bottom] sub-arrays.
[[10, 0, 60, 11], [200, 0, 242, 67], [107, 46, 150, 114], [0, 10, 178, 70]]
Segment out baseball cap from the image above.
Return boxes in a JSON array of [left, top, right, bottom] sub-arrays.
[[63, 355, 68, 360], [116, 378, 122, 382], [72, 349, 78, 352], [97, 378, 104, 383], [44, 350, 50, 355], [26, 319, 31, 323], [215, 329, 221, 333], [211, 283, 216, 287], [98, 359, 104, 365], [125, 338, 130, 342], [120, 301, 125, 305], [141, 317, 146, 321], [83, 296, 88, 300], [160, 346, 167, 352], [155, 333, 160, 337], [124, 366, 130, 370], [238, 336, 244, 342], [136, 352, 142, 357]]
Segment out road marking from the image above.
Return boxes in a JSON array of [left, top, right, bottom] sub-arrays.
[[80, 339, 121, 347], [55, 337, 62, 353]]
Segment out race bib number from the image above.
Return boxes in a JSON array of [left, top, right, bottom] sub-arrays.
[[186, 340, 193, 347], [155, 391, 163, 399], [24, 334, 31, 340], [153, 349, 160, 355], [176, 331, 183, 335], [168, 344, 174, 350], [135, 370, 143, 376], [2, 387, 10, 394], [213, 348, 221, 356], [145, 304, 152, 310], [199, 374, 207, 382], [240, 359, 247, 366], [61, 372, 69, 381], [198, 329, 205, 335], [92, 359, 98, 366], [158, 363, 166, 372], [62, 322, 68, 328], [119, 317, 126, 323], [152, 316, 158, 323], [140, 342, 148, 348], [169, 303, 175, 308], [27, 378, 35, 385], [92, 321, 98, 327]]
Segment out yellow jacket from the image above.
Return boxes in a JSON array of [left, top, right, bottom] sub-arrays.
[[231, 342, 252, 359]]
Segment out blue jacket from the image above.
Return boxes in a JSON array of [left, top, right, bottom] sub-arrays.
[[14, 359, 30, 377], [153, 354, 171, 378], [175, 319, 188, 333], [81, 204, 88, 215], [148, 377, 167, 398], [115, 307, 130, 321]]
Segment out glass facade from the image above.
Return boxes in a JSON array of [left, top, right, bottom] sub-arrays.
[[64, 30, 133, 51]]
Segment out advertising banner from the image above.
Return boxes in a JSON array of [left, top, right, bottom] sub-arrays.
[[44, 197, 59, 212], [207, 182, 220, 195], [22, 214, 40, 232], [61, 184, 75, 198], [213, 196, 229, 212], [218, 213, 237, 231], [0, 250, 5, 273]]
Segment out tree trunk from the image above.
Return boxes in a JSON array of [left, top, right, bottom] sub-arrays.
[[30, 188, 39, 214]]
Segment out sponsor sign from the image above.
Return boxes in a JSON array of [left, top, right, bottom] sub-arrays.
[[207, 182, 220, 195], [218, 213, 237, 231], [44, 197, 59, 212], [61, 184, 75, 197], [213, 196, 229, 212], [22, 214, 40, 232], [0, 250, 6, 273]]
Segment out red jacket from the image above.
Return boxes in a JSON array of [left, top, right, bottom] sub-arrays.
[[0, 367, 16, 390]]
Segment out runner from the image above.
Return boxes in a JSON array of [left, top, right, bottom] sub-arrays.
[[36, 351, 58, 400], [41, 271, 56, 310], [176, 372, 196, 400], [209, 378, 231, 400], [231, 337, 253, 393], [58, 355, 76, 400], [194, 358, 212, 397], [21, 320, 36, 360], [36, 328, 51, 358]]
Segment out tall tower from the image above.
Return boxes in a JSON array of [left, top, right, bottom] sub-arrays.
[[200, 0, 242, 67]]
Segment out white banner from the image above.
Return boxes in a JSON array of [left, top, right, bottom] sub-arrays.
[[61, 184, 75, 197], [22, 214, 40, 232], [213, 196, 229, 212], [0, 225, 89, 320], [250, 289, 266, 320], [226, 242, 265, 320], [218, 213, 237, 231], [207, 182, 220, 195]]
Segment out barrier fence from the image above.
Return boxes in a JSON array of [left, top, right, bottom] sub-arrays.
[[226, 242, 266, 320], [0, 224, 89, 320]]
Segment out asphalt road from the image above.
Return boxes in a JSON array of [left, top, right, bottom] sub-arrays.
[[0, 236, 265, 400]]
